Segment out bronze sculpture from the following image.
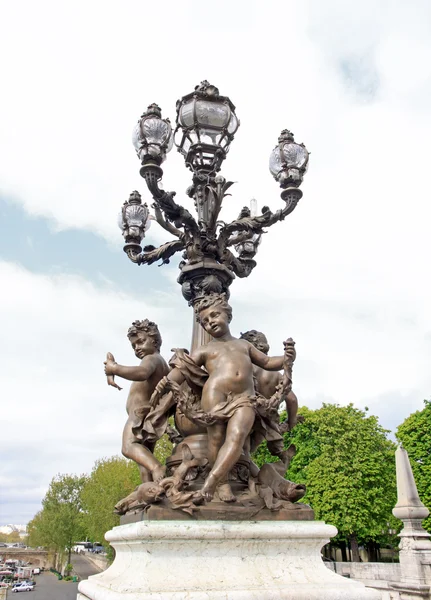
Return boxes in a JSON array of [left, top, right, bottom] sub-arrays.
[[77, 82, 384, 600], [108, 297, 310, 518], [119, 82, 308, 331], [240, 329, 299, 434], [108, 81, 312, 520], [114, 444, 207, 516], [148, 294, 295, 503], [104, 320, 169, 483]]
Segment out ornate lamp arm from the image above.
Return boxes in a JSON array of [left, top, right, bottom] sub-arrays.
[[261, 187, 303, 227], [140, 163, 199, 235], [226, 230, 255, 247], [219, 247, 257, 278], [139, 163, 165, 200], [153, 204, 183, 239], [218, 187, 302, 257], [125, 239, 185, 266], [156, 192, 200, 234]]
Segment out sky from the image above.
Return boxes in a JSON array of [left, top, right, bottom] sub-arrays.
[[1, 0, 431, 525]]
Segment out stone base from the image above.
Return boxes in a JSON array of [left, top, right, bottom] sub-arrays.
[[390, 581, 431, 599], [120, 499, 314, 524], [77, 521, 381, 600]]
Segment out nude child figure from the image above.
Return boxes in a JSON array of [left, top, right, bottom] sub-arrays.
[[104, 319, 170, 483], [152, 294, 295, 502], [240, 329, 299, 434]]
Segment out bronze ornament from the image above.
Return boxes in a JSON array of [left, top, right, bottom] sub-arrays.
[[106, 82, 312, 521]]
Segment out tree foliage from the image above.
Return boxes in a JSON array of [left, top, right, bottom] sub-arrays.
[[26, 434, 173, 563], [80, 435, 172, 549], [154, 433, 173, 465], [27, 474, 87, 565], [80, 456, 141, 548], [254, 404, 398, 556], [396, 399, 431, 533], [0, 531, 21, 543]]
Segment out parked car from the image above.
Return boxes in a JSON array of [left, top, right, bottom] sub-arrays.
[[15, 580, 36, 587], [12, 582, 34, 592]]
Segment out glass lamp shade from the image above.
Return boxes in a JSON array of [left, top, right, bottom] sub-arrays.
[[269, 130, 309, 187], [235, 233, 261, 258], [174, 81, 239, 173], [118, 191, 150, 244], [132, 104, 173, 165]]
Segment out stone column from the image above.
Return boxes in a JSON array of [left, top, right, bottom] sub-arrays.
[[390, 446, 431, 599]]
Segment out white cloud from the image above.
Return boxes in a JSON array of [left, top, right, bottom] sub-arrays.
[[0, 260, 190, 523], [1, 248, 429, 523], [1, 0, 431, 523]]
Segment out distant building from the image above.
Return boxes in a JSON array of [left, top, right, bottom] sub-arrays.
[[0, 524, 27, 535]]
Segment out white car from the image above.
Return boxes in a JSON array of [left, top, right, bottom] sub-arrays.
[[12, 582, 35, 592]]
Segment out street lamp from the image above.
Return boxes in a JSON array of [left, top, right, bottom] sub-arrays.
[[174, 80, 239, 174], [119, 80, 309, 345], [132, 103, 173, 167], [269, 129, 309, 188], [118, 191, 150, 257]]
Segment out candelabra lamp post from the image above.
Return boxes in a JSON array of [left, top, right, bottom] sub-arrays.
[[119, 80, 309, 349], [77, 81, 383, 600]]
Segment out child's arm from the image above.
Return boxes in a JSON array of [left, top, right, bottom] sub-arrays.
[[286, 390, 298, 429], [150, 347, 206, 408], [104, 354, 157, 382], [280, 390, 299, 433], [150, 367, 186, 408], [248, 344, 283, 371], [248, 338, 296, 371]]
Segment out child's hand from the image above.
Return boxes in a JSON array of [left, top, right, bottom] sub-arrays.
[[104, 359, 117, 376], [105, 352, 123, 391], [283, 338, 296, 363], [150, 376, 169, 407]]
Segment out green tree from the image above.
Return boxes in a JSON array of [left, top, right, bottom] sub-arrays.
[[28, 474, 87, 567], [154, 433, 173, 465], [254, 404, 397, 561], [396, 399, 431, 533], [80, 434, 172, 554], [27, 511, 53, 550], [0, 531, 21, 543], [80, 456, 141, 556]]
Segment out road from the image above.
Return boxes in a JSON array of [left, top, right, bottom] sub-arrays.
[[7, 573, 78, 599], [72, 553, 104, 580], [6, 556, 101, 599]]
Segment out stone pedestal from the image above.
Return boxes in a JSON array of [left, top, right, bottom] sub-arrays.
[[389, 446, 431, 599], [77, 520, 381, 600]]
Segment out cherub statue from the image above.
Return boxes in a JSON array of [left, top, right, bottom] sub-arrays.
[[240, 329, 299, 434], [104, 319, 170, 483], [151, 293, 296, 503]]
